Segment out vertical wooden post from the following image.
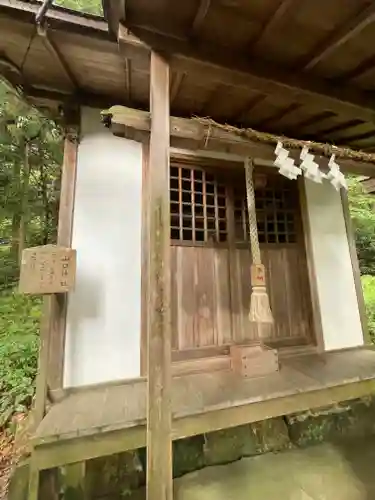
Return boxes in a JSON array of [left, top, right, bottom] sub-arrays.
[[141, 141, 150, 376], [147, 51, 172, 500], [29, 112, 80, 500], [34, 116, 79, 426], [47, 121, 80, 392], [341, 188, 370, 344]]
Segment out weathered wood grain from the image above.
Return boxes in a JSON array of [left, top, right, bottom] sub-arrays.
[[32, 348, 375, 470], [147, 51, 173, 500]]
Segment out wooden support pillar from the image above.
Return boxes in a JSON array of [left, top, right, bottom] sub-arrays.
[[29, 111, 80, 500], [33, 117, 79, 426], [146, 51, 173, 500], [47, 121, 80, 391]]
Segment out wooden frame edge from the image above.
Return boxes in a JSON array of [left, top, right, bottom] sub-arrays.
[[298, 177, 325, 352], [147, 51, 173, 500], [33, 376, 375, 470], [140, 140, 150, 376], [33, 117, 80, 428]]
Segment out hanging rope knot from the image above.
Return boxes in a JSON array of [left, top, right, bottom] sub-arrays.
[[245, 157, 274, 327]]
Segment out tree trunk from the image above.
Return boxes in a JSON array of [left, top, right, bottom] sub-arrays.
[[11, 160, 21, 259], [18, 141, 30, 262], [39, 161, 50, 245]]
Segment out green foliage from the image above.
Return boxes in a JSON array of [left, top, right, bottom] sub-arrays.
[[0, 247, 19, 292], [0, 79, 62, 430], [0, 292, 41, 427], [54, 0, 103, 15], [348, 178, 375, 275], [361, 275, 375, 342]]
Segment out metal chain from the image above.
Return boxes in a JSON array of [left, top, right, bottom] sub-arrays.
[[244, 157, 261, 265]]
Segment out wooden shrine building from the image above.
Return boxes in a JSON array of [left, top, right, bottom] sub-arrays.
[[3, 0, 375, 498]]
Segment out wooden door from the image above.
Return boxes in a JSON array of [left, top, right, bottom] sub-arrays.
[[169, 163, 233, 372], [230, 172, 314, 347], [168, 161, 314, 372]]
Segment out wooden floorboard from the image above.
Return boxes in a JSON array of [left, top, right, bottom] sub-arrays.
[[33, 348, 375, 461]]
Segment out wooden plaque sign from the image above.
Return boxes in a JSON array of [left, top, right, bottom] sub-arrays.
[[19, 245, 76, 295], [250, 264, 266, 287]]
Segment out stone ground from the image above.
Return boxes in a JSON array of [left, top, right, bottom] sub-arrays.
[[173, 437, 375, 500]]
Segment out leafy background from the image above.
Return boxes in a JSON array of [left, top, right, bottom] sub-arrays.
[[0, 0, 101, 432], [1, 0, 375, 435]]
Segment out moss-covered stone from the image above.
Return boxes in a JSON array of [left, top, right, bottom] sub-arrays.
[[251, 417, 291, 453], [7, 459, 29, 500], [22, 396, 375, 500], [286, 398, 375, 447], [173, 435, 205, 477], [203, 425, 258, 465], [87, 451, 144, 499], [117, 451, 145, 496]]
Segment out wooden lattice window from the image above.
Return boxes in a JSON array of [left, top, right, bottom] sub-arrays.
[[233, 176, 298, 244], [170, 165, 227, 244]]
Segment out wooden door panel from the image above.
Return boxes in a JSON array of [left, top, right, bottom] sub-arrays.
[[234, 247, 313, 346], [171, 246, 232, 351]]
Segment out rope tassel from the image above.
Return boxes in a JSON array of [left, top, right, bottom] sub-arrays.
[[244, 158, 274, 327]]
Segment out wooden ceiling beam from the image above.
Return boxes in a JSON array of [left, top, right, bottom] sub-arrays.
[[104, 105, 375, 175], [118, 25, 375, 124], [170, 71, 185, 105], [37, 25, 79, 90], [342, 129, 375, 143], [250, 0, 296, 52], [302, 3, 375, 71], [292, 112, 336, 135], [236, 94, 267, 124], [255, 103, 301, 131], [191, 0, 211, 35], [348, 137, 375, 150], [337, 54, 375, 82], [26, 85, 131, 110], [123, 57, 131, 102], [105, 0, 126, 36], [317, 119, 364, 138]]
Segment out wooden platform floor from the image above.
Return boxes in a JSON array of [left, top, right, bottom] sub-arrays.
[[33, 347, 375, 469]]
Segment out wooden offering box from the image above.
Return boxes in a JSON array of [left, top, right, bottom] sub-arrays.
[[230, 343, 279, 378]]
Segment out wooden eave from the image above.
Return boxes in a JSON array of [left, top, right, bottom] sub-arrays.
[[0, 0, 148, 112], [103, 0, 375, 153], [4, 1, 375, 159], [103, 106, 375, 176]]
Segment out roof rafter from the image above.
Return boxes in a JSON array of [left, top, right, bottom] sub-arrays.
[[338, 54, 375, 82], [235, 94, 266, 124], [250, 0, 296, 52], [118, 25, 375, 124], [255, 103, 301, 130], [302, 2, 375, 71], [37, 25, 79, 90], [318, 119, 364, 138], [191, 0, 211, 35], [293, 112, 336, 134], [170, 71, 185, 104]]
